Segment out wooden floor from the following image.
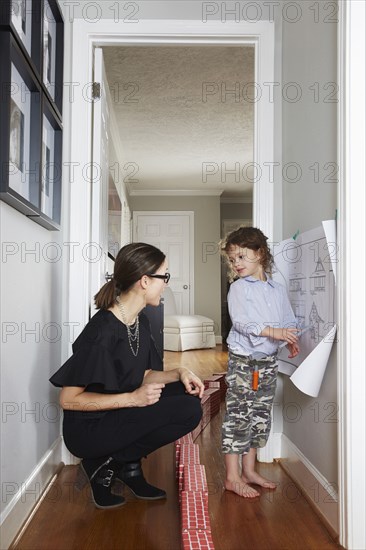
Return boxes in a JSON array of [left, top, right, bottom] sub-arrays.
[[12, 347, 341, 550]]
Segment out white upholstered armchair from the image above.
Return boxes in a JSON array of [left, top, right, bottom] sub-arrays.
[[162, 287, 216, 352]]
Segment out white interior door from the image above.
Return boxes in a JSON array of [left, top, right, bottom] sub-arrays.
[[90, 47, 109, 315], [133, 211, 193, 314]]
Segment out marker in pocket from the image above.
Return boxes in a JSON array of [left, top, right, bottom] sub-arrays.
[[252, 364, 259, 391]]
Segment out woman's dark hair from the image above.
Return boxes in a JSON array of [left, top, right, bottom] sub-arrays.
[[94, 242, 166, 309], [220, 226, 274, 281]]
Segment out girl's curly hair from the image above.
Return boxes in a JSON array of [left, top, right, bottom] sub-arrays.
[[220, 226, 274, 282]]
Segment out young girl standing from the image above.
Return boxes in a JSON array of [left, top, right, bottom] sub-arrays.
[[221, 227, 299, 498]]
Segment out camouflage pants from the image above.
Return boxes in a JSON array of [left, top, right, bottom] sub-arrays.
[[222, 352, 278, 454]]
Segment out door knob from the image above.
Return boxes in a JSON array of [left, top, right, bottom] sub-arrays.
[[183, 285, 188, 289]]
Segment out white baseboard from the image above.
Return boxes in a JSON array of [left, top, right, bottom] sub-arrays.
[[257, 432, 282, 462], [61, 439, 80, 466], [215, 336, 223, 344], [280, 434, 338, 537], [0, 436, 64, 550]]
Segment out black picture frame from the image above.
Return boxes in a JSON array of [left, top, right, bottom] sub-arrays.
[[0, 0, 42, 75], [0, 32, 42, 218], [0, 0, 63, 230], [42, 0, 63, 116], [39, 96, 62, 228]]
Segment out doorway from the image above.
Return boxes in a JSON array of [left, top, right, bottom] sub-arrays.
[[66, 20, 276, 335], [100, 43, 258, 334], [133, 211, 194, 314], [88, 40, 275, 344]]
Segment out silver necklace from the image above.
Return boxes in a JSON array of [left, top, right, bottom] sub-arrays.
[[116, 297, 140, 357]]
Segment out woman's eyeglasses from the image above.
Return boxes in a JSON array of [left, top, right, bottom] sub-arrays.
[[147, 272, 171, 284]]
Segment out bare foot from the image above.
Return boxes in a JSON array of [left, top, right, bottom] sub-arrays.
[[242, 472, 277, 489], [225, 478, 260, 498]]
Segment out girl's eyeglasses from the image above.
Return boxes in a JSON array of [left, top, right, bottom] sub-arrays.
[[147, 272, 171, 284]]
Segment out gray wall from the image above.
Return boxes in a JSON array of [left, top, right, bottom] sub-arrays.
[[130, 195, 221, 335], [220, 202, 252, 225], [281, 2, 338, 484], [59, 0, 273, 22]]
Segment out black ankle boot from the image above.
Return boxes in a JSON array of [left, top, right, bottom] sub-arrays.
[[115, 461, 166, 500], [80, 457, 125, 509]]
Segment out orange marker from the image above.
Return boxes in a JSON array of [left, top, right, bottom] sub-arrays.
[[252, 365, 259, 391]]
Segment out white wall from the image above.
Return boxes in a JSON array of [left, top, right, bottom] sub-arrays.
[[109, 139, 131, 247], [280, 0, 338, 532]]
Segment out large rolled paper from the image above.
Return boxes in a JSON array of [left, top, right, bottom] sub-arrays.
[[290, 325, 337, 397], [274, 222, 337, 396]]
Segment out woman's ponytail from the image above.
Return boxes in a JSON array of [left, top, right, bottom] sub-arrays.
[[94, 279, 118, 310]]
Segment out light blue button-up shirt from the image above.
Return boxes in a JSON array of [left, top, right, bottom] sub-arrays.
[[226, 275, 297, 356]]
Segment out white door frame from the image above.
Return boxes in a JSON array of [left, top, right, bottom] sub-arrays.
[[133, 210, 195, 313], [66, 18, 276, 335], [90, 47, 110, 317], [65, 16, 276, 462], [337, 2, 366, 549]]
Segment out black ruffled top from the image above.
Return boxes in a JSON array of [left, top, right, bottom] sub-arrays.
[[49, 310, 162, 394]]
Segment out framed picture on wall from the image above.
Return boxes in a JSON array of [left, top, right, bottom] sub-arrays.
[[1, 0, 63, 230], [41, 116, 54, 219], [8, 62, 33, 202], [0, 1, 42, 73], [42, 0, 63, 114], [40, 98, 62, 227], [11, 0, 32, 55], [0, 33, 41, 217], [0, 29, 63, 230], [9, 97, 24, 173]]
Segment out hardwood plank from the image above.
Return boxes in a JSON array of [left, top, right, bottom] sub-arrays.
[[196, 405, 341, 550], [12, 347, 342, 550], [13, 446, 180, 550]]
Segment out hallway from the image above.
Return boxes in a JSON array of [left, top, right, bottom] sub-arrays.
[[12, 348, 341, 550], [1, 2, 365, 549]]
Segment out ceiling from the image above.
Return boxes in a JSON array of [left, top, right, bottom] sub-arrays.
[[103, 45, 254, 200]]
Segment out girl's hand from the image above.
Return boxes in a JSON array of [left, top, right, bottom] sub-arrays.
[[287, 342, 300, 358], [271, 327, 299, 344], [179, 369, 204, 398], [130, 383, 165, 407]]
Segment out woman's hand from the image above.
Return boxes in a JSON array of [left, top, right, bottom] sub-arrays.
[[130, 383, 165, 407], [179, 368, 204, 398]]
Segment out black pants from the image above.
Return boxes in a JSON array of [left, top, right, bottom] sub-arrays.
[[62, 382, 202, 462]]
